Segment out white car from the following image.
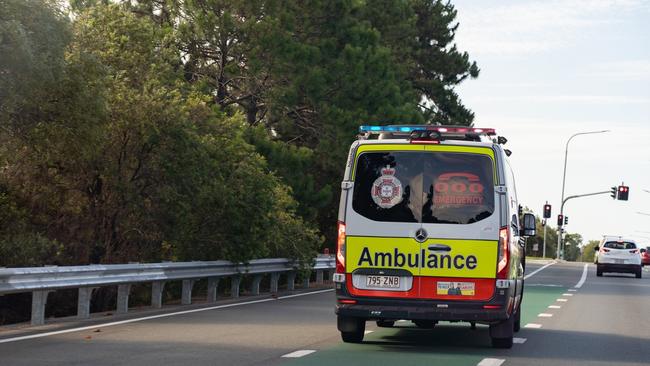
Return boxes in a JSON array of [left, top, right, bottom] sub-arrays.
[[594, 236, 642, 278]]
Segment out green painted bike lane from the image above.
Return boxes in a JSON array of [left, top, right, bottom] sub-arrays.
[[283, 285, 566, 366]]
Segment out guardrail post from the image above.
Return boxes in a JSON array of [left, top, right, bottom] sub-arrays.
[[231, 276, 241, 298], [181, 279, 195, 305], [251, 275, 263, 295], [302, 272, 311, 289], [31, 290, 50, 326], [117, 284, 131, 314], [77, 287, 95, 319], [324, 269, 331, 282], [207, 277, 219, 303], [270, 273, 280, 293], [287, 271, 296, 291], [151, 281, 165, 309], [316, 270, 324, 284]]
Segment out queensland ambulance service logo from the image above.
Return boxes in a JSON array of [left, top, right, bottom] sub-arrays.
[[371, 166, 403, 208]]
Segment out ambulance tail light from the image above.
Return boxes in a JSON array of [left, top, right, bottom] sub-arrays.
[[336, 221, 346, 273], [497, 227, 510, 279]]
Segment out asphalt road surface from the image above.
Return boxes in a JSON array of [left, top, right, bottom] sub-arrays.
[[1, 261, 649, 366]]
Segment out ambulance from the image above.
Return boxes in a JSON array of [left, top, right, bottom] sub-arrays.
[[333, 125, 536, 348]]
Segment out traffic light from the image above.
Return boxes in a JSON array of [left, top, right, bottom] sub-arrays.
[[610, 186, 617, 199], [543, 203, 552, 219], [564, 216, 569, 225], [618, 185, 629, 201], [557, 214, 564, 226]]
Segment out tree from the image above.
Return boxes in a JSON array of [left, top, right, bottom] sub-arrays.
[[580, 240, 600, 263]]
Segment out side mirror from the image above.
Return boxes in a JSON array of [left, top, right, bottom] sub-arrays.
[[641, 248, 647, 253], [594, 246, 599, 252], [521, 213, 536, 237]]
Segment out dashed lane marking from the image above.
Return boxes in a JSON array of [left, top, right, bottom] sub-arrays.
[[574, 263, 589, 288], [538, 313, 553, 318], [0, 289, 335, 344], [568, 289, 577, 292], [562, 293, 574, 296], [548, 305, 561, 309], [524, 323, 542, 329], [282, 350, 316, 358], [524, 261, 556, 280], [556, 298, 568, 302], [477, 358, 505, 366], [364, 330, 373, 335], [513, 337, 527, 344]]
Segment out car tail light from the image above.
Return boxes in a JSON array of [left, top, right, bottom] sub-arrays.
[[630, 249, 639, 254], [336, 221, 346, 273], [497, 227, 509, 279], [483, 305, 501, 309], [337, 299, 357, 304], [600, 248, 610, 253]]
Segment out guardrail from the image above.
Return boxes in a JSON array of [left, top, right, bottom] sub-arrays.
[[0, 256, 335, 326]]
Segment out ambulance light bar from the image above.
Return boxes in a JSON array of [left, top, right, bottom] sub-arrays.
[[359, 125, 496, 136]]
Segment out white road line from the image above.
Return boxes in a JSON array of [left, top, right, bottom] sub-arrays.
[[562, 293, 574, 297], [524, 323, 542, 329], [574, 263, 589, 288], [513, 337, 527, 344], [556, 298, 568, 302], [477, 358, 505, 366], [538, 313, 553, 318], [568, 289, 577, 292], [524, 261, 556, 280], [548, 305, 561, 309], [0, 289, 335, 344], [282, 350, 316, 358], [364, 330, 374, 334]]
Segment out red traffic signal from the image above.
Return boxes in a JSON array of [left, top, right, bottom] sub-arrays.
[[618, 185, 629, 201], [557, 214, 564, 226], [543, 204, 552, 219]]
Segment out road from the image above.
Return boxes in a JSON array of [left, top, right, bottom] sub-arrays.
[[0, 261, 649, 366]]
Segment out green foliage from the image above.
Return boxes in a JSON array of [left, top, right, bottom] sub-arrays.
[[580, 240, 600, 263]]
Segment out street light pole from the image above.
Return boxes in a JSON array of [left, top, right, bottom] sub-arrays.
[[557, 130, 610, 260]]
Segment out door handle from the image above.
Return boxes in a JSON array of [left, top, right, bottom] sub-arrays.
[[428, 244, 451, 252]]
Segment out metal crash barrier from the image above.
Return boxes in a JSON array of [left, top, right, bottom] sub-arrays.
[[0, 256, 335, 326]]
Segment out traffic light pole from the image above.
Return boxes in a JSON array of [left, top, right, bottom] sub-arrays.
[[556, 190, 610, 260], [543, 224, 547, 258]]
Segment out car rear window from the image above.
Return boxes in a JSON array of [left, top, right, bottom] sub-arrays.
[[603, 241, 636, 249], [352, 151, 494, 224]]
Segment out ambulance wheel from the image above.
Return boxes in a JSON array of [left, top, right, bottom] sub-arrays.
[[376, 320, 395, 328], [413, 320, 436, 329], [489, 316, 514, 349], [338, 316, 365, 343], [514, 305, 522, 332]]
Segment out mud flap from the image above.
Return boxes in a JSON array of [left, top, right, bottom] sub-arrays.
[[489, 314, 514, 339]]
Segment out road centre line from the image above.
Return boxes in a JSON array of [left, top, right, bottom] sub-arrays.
[[574, 263, 589, 288], [282, 350, 316, 358], [524, 261, 556, 280], [477, 358, 505, 366], [0, 289, 335, 344]]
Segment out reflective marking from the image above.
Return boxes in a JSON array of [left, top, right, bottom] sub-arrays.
[[524, 323, 542, 328], [574, 264, 588, 288], [513, 337, 527, 344], [0, 289, 335, 344], [282, 350, 316, 358], [364, 330, 374, 334], [524, 261, 556, 280], [538, 313, 553, 317], [548, 305, 561, 309], [562, 293, 573, 296], [477, 358, 505, 366], [557, 298, 568, 302]]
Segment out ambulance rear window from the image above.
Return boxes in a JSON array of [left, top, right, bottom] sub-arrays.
[[352, 151, 494, 224]]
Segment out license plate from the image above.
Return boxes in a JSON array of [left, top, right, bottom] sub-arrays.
[[365, 275, 400, 288], [614, 259, 625, 264]]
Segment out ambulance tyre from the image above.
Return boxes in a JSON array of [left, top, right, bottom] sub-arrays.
[[376, 320, 395, 328], [338, 316, 365, 343], [513, 305, 521, 333], [489, 315, 514, 349]]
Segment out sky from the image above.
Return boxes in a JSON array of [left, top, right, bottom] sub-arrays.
[[452, 0, 650, 245]]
